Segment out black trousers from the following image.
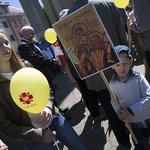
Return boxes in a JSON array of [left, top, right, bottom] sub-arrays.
[[74, 78, 100, 117], [96, 89, 130, 143]]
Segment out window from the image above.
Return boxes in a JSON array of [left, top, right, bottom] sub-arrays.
[[23, 18, 27, 24], [13, 19, 17, 26], [1, 7, 7, 13], [19, 32, 22, 37], [10, 35, 15, 41], [18, 19, 22, 25], [2, 21, 8, 28]]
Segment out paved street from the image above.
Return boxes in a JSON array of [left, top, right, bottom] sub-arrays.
[[52, 63, 145, 150]]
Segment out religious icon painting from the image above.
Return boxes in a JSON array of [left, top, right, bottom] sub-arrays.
[[53, 3, 120, 79]]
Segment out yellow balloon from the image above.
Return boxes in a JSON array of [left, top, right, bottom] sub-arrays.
[[44, 28, 57, 44], [10, 68, 50, 114], [114, 0, 129, 8]]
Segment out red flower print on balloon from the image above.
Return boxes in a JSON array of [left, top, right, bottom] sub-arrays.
[[19, 92, 34, 105]]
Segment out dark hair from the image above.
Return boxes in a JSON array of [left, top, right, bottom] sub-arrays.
[[118, 50, 133, 60]]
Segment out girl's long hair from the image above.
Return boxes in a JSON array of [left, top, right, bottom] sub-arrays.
[[10, 48, 26, 72]]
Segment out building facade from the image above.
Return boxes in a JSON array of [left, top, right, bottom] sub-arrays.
[[0, 0, 74, 49], [19, 0, 50, 38], [19, 0, 73, 39], [41, 0, 73, 24], [0, 2, 30, 50]]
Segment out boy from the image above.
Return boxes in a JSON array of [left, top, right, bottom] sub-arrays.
[[110, 45, 150, 149]]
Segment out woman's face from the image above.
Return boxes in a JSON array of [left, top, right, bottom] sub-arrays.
[[76, 27, 85, 36], [0, 33, 12, 63], [80, 51, 87, 60]]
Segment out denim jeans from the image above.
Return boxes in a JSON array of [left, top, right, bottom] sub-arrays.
[[24, 113, 88, 150]]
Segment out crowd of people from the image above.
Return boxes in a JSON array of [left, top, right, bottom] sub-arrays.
[[0, 0, 150, 150]]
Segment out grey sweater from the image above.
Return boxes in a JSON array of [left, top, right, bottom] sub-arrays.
[[110, 70, 150, 123]]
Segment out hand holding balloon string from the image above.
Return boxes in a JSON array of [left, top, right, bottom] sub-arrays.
[[42, 107, 60, 149], [10, 68, 60, 147], [41, 107, 57, 143], [40, 107, 53, 125]]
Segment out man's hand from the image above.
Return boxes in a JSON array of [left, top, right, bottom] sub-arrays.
[[43, 130, 56, 143], [40, 107, 52, 126], [0, 140, 8, 150], [53, 58, 58, 65]]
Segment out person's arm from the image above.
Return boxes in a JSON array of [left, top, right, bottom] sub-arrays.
[[130, 22, 150, 33], [129, 10, 150, 33], [130, 0, 150, 33], [129, 74, 150, 115], [0, 140, 8, 150], [0, 102, 55, 143], [111, 3, 128, 45], [0, 104, 40, 142]]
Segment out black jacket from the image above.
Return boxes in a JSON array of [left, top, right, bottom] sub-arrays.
[[18, 39, 54, 87]]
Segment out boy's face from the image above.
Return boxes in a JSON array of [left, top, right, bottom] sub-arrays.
[[112, 56, 133, 79]]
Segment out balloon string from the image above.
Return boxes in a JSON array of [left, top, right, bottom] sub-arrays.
[[46, 126, 60, 150]]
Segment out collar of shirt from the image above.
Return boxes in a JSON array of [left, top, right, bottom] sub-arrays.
[[21, 38, 45, 57], [21, 38, 32, 44], [111, 69, 137, 83]]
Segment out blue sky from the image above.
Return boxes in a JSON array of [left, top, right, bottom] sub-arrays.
[[0, 0, 43, 8]]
